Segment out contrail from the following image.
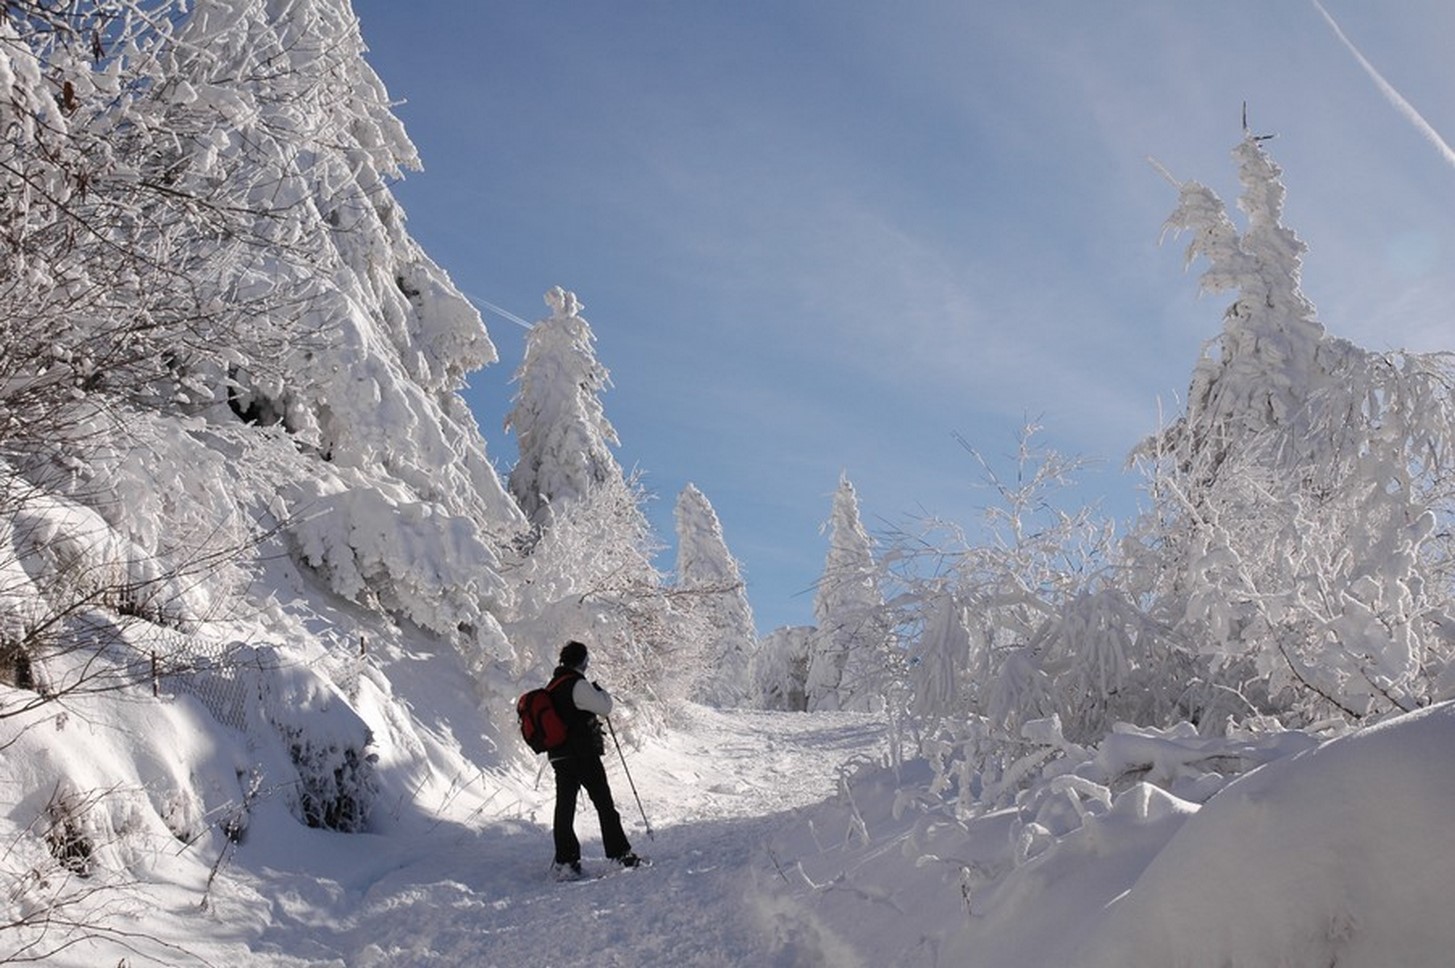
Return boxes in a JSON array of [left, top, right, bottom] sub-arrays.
[[1311, 0, 1455, 169], [470, 294, 533, 330]]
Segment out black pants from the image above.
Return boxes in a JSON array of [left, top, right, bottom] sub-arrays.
[[551, 754, 631, 864]]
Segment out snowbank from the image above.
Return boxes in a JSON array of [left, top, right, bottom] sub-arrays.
[[762, 703, 1455, 968], [1072, 701, 1455, 968]]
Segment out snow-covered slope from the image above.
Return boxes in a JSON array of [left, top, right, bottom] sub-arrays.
[[10, 595, 1455, 968], [5, 702, 888, 966], [0, 3, 538, 958]]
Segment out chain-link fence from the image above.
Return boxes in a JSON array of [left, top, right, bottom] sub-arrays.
[[160, 638, 259, 733], [158, 634, 369, 734]]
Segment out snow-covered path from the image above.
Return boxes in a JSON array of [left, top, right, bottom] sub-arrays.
[[224, 706, 887, 967], [33, 692, 1455, 968]]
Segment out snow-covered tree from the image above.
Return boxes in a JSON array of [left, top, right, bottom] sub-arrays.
[[869, 424, 1163, 810], [751, 626, 814, 712], [506, 287, 621, 526], [0, 1, 300, 653], [674, 483, 757, 706], [1148, 134, 1327, 483], [0, 3, 260, 447], [150, 0, 523, 666], [173, 0, 519, 506], [507, 471, 697, 710], [0, 0, 522, 623], [500, 289, 698, 720], [806, 475, 890, 712], [908, 589, 972, 721], [1131, 133, 1455, 724], [0, 0, 527, 741]]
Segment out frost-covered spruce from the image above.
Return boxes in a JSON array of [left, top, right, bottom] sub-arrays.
[[806, 475, 890, 713], [1130, 133, 1455, 724], [674, 484, 758, 706], [506, 288, 622, 526], [0, 0, 527, 772], [751, 626, 814, 711]]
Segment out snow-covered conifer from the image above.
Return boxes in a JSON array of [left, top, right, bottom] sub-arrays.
[[152, 0, 522, 654], [1147, 134, 1328, 481], [506, 288, 622, 525], [806, 475, 889, 712], [499, 292, 696, 717], [674, 483, 757, 706], [751, 626, 814, 711], [1131, 134, 1455, 724], [0, 0, 527, 735]]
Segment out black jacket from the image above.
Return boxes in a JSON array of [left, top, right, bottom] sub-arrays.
[[548, 666, 606, 761]]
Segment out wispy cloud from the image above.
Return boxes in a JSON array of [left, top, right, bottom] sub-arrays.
[[1312, 0, 1455, 169]]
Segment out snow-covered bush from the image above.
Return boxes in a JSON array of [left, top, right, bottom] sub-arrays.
[[283, 733, 375, 833], [255, 652, 379, 833], [507, 472, 704, 726], [887, 427, 1133, 746], [0, 464, 243, 714], [41, 785, 97, 878]]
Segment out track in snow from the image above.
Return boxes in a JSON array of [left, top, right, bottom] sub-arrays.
[[233, 705, 886, 967]]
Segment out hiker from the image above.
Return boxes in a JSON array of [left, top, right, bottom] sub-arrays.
[[548, 640, 643, 877]]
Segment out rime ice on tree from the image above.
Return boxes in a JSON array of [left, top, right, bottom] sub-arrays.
[[1152, 134, 1327, 480], [674, 483, 758, 706], [506, 288, 622, 525], [1133, 133, 1455, 723], [806, 475, 889, 713]]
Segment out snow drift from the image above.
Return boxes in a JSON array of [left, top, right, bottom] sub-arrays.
[[1073, 701, 1455, 968]]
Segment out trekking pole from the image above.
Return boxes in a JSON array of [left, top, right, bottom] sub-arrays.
[[606, 717, 654, 841]]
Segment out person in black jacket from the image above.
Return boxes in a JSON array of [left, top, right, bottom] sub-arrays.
[[548, 640, 642, 878]]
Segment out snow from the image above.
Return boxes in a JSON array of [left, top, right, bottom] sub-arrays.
[[3, 694, 890, 966], [1074, 703, 1455, 968], [11, 686, 1455, 966], [6, 5, 1455, 967]]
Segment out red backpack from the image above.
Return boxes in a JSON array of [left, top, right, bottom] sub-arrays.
[[516, 674, 575, 754]]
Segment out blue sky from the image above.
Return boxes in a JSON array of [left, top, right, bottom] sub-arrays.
[[353, 1, 1455, 635]]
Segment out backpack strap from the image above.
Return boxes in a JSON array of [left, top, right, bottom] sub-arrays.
[[544, 671, 587, 761], [545, 671, 581, 709]]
